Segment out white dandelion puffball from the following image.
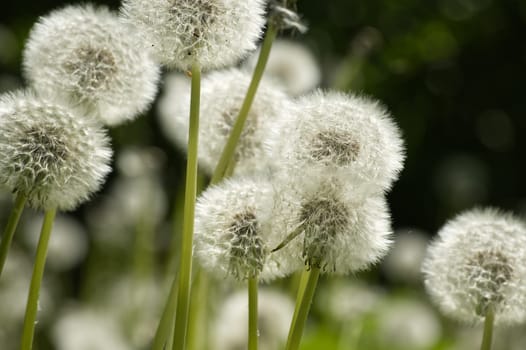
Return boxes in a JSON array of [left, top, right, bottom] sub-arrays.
[[23, 5, 160, 126], [244, 39, 321, 96], [158, 69, 292, 176], [212, 289, 294, 350], [271, 90, 405, 197], [271, 175, 393, 275], [0, 91, 112, 211], [121, 0, 265, 70], [422, 208, 526, 325], [194, 177, 284, 282]]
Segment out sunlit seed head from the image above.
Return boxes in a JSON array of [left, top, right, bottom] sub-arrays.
[[121, 0, 265, 70], [0, 91, 112, 211], [23, 4, 160, 126], [158, 69, 293, 176], [194, 177, 282, 282], [422, 208, 526, 325], [270, 90, 405, 197], [270, 175, 393, 275]]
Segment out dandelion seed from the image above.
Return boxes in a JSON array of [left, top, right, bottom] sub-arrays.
[[121, 0, 265, 70], [422, 208, 526, 325], [0, 91, 112, 211], [23, 4, 160, 126]]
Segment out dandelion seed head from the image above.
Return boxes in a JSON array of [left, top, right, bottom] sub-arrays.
[[271, 176, 393, 275], [23, 4, 160, 126], [422, 208, 526, 325], [194, 177, 282, 282], [0, 91, 112, 211], [121, 0, 265, 70], [271, 91, 405, 197]]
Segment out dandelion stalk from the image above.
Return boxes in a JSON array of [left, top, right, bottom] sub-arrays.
[[151, 276, 178, 350], [172, 61, 201, 350], [285, 267, 321, 350], [210, 23, 278, 185], [187, 268, 209, 350], [248, 277, 259, 350], [0, 193, 26, 278], [480, 305, 495, 350], [21, 207, 56, 350]]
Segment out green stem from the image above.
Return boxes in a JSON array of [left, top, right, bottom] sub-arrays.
[[172, 61, 201, 350], [285, 267, 321, 350], [480, 305, 495, 350], [20, 207, 56, 350], [290, 270, 309, 327], [248, 277, 259, 350], [187, 268, 209, 350], [209, 24, 278, 185], [0, 193, 27, 278], [151, 276, 178, 350]]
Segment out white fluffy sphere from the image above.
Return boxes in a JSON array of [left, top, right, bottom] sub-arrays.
[[271, 90, 405, 197], [23, 5, 160, 126], [0, 91, 112, 211], [121, 0, 265, 70], [422, 208, 526, 325], [194, 177, 285, 282], [270, 175, 393, 275]]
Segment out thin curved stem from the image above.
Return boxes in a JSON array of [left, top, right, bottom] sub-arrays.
[[248, 277, 259, 350], [285, 267, 321, 350], [480, 305, 495, 350], [0, 193, 26, 278], [172, 61, 201, 350], [20, 207, 56, 350], [210, 24, 278, 185]]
